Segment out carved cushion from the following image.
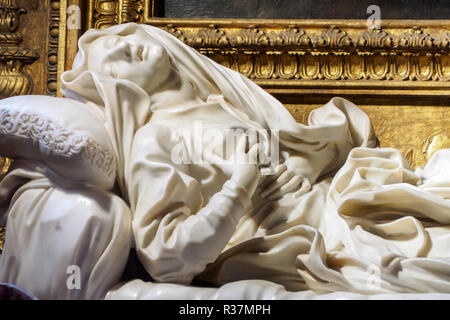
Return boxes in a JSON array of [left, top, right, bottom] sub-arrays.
[[0, 95, 116, 190]]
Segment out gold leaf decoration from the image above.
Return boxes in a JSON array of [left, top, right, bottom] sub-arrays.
[[0, 227, 5, 257], [0, 0, 39, 98]]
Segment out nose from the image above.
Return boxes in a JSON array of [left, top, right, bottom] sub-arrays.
[[135, 44, 144, 61], [109, 40, 132, 59], [118, 41, 144, 62]]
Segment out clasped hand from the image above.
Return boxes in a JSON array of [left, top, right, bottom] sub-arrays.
[[258, 162, 311, 201], [204, 135, 311, 200]]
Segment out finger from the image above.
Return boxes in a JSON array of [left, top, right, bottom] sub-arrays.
[[259, 166, 274, 176], [247, 143, 259, 164], [238, 134, 248, 152], [259, 159, 282, 175], [268, 175, 303, 201], [292, 178, 312, 198], [260, 170, 293, 198], [259, 165, 286, 189], [258, 148, 270, 166], [257, 168, 272, 188], [234, 134, 249, 164], [259, 164, 287, 189]]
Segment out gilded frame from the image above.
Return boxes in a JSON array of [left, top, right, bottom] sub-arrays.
[[83, 1, 450, 97]]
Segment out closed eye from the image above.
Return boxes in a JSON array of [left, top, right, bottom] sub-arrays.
[[106, 36, 119, 49], [123, 47, 131, 60]]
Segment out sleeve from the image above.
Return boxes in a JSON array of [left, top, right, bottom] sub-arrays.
[[278, 97, 377, 183], [129, 124, 254, 284]]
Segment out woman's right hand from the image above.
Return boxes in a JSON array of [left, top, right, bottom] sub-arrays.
[[230, 161, 259, 198], [257, 163, 311, 201], [205, 135, 260, 197]]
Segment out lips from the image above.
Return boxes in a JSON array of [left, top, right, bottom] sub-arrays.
[[136, 46, 144, 61]]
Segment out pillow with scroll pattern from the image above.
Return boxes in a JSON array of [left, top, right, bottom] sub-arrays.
[[0, 95, 116, 190]]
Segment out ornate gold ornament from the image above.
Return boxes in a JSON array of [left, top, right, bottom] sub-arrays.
[[48, 0, 64, 95], [155, 23, 450, 85], [86, 2, 450, 88], [0, 0, 39, 98], [0, 156, 11, 256], [0, 227, 5, 257]]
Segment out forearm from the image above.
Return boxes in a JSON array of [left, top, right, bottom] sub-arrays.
[[138, 172, 256, 284]]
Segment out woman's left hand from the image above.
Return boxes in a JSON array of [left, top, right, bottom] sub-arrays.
[[258, 163, 311, 201]]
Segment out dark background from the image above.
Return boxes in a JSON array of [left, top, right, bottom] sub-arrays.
[[161, 0, 450, 19]]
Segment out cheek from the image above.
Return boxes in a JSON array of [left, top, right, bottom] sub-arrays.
[[148, 58, 172, 83], [116, 60, 170, 93], [135, 60, 166, 83], [118, 63, 154, 83]]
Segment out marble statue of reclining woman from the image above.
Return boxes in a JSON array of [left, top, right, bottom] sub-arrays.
[[0, 23, 449, 299]]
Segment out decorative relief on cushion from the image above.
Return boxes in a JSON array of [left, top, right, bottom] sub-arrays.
[[0, 109, 116, 178]]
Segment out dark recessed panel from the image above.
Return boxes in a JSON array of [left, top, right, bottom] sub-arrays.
[[161, 0, 450, 20]]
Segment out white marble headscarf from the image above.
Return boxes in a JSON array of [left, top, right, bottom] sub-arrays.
[[61, 23, 376, 196]]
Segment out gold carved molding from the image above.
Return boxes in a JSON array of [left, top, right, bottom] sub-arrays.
[[49, 0, 65, 95], [0, 0, 68, 97], [0, 156, 11, 257], [0, 227, 5, 256], [161, 24, 450, 85], [85, 1, 450, 98], [87, 0, 156, 29], [0, 0, 39, 97]]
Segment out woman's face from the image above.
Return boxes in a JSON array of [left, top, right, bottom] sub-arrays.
[[87, 34, 173, 94]]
